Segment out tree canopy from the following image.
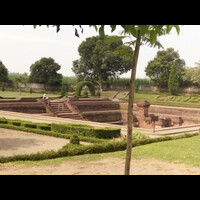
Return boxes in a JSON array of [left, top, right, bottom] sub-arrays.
[[29, 57, 62, 86], [145, 48, 185, 88], [72, 35, 133, 90], [0, 60, 9, 83]]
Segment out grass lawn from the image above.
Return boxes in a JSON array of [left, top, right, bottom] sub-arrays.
[[13, 134, 200, 169], [130, 134, 200, 167], [116, 91, 200, 109], [0, 91, 60, 99]]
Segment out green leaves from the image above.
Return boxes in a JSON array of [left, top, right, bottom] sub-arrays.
[[32, 25, 181, 45]]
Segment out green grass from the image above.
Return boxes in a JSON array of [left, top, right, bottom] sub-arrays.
[[0, 91, 60, 99], [121, 92, 200, 108], [130, 135, 200, 167], [11, 134, 200, 169]]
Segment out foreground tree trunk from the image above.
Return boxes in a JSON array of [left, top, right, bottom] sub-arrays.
[[124, 33, 141, 175]]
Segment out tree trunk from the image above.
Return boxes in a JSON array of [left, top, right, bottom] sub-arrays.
[[124, 33, 141, 175], [97, 76, 103, 92]]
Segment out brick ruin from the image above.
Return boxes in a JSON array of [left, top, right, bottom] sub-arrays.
[[0, 97, 199, 130]]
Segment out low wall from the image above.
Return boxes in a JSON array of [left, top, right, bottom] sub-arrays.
[[0, 98, 46, 114], [82, 110, 122, 122], [120, 103, 200, 125], [139, 85, 200, 94], [19, 83, 61, 92]]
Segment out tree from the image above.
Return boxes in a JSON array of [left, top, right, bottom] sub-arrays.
[[72, 35, 133, 91], [182, 62, 200, 86], [14, 74, 28, 95], [29, 57, 62, 86], [0, 60, 9, 84], [168, 63, 179, 95], [145, 48, 185, 89], [33, 25, 181, 175]]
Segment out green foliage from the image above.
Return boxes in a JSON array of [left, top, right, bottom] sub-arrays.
[[95, 90, 101, 97], [70, 135, 80, 145], [61, 82, 67, 97], [29, 57, 62, 86], [0, 116, 199, 164], [51, 123, 121, 139], [75, 81, 95, 97], [0, 60, 9, 83], [168, 63, 179, 95], [132, 131, 150, 140], [30, 88, 33, 94], [83, 90, 88, 98], [182, 65, 200, 86], [1, 84, 5, 92], [72, 35, 133, 88], [145, 48, 186, 88]]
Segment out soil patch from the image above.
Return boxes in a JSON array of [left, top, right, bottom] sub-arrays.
[[0, 128, 69, 157], [1, 157, 200, 175]]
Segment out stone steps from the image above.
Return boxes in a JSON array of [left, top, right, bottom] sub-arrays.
[[49, 101, 81, 120]]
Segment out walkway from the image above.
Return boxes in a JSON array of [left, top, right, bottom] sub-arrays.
[[0, 110, 200, 138]]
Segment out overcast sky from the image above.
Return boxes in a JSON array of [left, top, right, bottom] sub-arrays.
[[0, 25, 200, 78]]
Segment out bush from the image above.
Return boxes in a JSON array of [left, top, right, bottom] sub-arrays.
[[11, 121, 21, 126], [96, 91, 101, 97], [0, 118, 8, 124], [70, 135, 80, 145], [132, 131, 150, 140], [23, 123, 37, 129], [38, 125, 51, 131], [75, 81, 95, 97], [83, 91, 88, 98], [51, 123, 121, 139]]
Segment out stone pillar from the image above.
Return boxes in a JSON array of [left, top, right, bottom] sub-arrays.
[[137, 100, 150, 118], [136, 100, 152, 128]]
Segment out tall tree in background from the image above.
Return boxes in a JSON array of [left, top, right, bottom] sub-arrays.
[[33, 25, 181, 175], [0, 60, 9, 84], [29, 57, 62, 86], [72, 35, 133, 91], [145, 48, 185, 90], [168, 62, 179, 95]]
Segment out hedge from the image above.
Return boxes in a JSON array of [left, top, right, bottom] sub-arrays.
[[75, 81, 95, 97], [0, 132, 199, 163], [0, 117, 199, 163], [51, 123, 121, 139]]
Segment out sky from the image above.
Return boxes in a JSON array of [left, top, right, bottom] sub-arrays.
[[0, 25, 200, 79]]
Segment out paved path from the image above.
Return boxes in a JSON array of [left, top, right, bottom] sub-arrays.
[[0, 110, 200, 138]]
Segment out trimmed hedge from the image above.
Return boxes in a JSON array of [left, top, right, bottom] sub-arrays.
[[0, 117, 199, 163], [51, 123, 121, 139], [0, 132, 199, 163], [75, 81, 95, 97]]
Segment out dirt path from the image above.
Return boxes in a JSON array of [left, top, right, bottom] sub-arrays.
[[1, 126, 200, 175], [0, 128, 70, 157], [1, 157, 200, 175]]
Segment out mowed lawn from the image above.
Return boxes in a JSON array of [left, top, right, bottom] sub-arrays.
[[12, 134, 200, 170], [129, 135, 200, 167], [0, 91, 60, 99], [102, 134, 200, 168], [102, 90, 200, 109]]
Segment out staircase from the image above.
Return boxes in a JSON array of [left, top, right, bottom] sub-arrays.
[[49, 101, 82, 120]]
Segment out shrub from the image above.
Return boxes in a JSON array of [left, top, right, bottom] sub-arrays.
[[96, 90, 101, 97], [38, 125, 51, 131], [23, 123, 37, 129], [11, 121, 21, 126], [132, 131, 150, 140], [70, 135, 80, 145], [83, 91, 88, 98], [75, 81, 95, 97], [51, 123, 121, 139], [0, 118, 8, 124]]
